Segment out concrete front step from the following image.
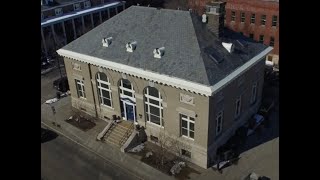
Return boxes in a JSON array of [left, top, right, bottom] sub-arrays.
[[103, 121, 134, 148]]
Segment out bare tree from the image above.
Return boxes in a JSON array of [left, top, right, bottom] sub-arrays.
[[152, 130, 191, 167]]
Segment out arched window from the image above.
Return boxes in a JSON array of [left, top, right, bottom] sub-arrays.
[[144, 87, 163, 126], [96, 72, 112, 107], [119, 79, 134, 98]]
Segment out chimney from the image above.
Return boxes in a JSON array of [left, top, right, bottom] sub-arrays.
[[204, 1, 226, 38]]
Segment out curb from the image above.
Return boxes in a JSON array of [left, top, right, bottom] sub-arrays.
[[41, 121, 143, 180]]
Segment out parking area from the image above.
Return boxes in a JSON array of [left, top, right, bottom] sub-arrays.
[[41, 67, 66, 104]]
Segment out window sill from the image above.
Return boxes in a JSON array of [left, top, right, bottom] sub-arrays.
[[100, 104, 114, 110], [146, 121, 164, 128], [181, 135, 194, 141], [79, 97, 87, 100]]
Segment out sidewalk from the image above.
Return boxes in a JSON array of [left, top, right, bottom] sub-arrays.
[[41, 96, 174, 180]]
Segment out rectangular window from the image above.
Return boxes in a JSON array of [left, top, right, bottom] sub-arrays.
[[55, 8, 63, 16], [235, 96, 241, 118], [251, 82, 257, 104], [181, 149, 191, 158], [73, 3, 81, 11], [216, 110, 223, 136], [84, 1, 91, 8], [251, 13, 255, 24], [75, 79, 86, 98], [150, 135, 158, 143], [240, 12, 245, 23], [270, 37, 275, 47], [272, 15, 277, 27], [259, 35, 264, 43], [231, 11, 235, 21], [249, 33, 254, 39], [180, 114, 195, 139], [261, 15, 266, 25]]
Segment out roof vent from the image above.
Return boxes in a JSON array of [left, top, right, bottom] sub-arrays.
[[202, 14, 207, 23], [102, 37, 112, 47], [153, 47, 165, 59], [222, 42, 234, 53], [126, 41, 137, 52]]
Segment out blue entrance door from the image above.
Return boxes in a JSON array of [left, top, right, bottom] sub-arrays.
[[125, 103, 135, 122]]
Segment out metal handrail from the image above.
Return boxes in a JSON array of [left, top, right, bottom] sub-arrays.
[[119, 123, 134, 146]]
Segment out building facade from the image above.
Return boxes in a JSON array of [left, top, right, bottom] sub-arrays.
[[224, 0, 279, 65], [41, 0, 126, 56], [57, 4, 272, 168]]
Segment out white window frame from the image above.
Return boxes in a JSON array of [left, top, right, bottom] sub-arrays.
[[231, 11, 235, 21], [235, 96, 241, 118], [180, 114, 195, 140], [250, 13, 255, 24], [261, 14, 266, 25], [119, 79, 135, 100], [75, 79, 86, 99], [272, 15, 277, 27], [84, 1, 91, 8], [144, 87, 163, 127], [55, 8, 63, 16], [251, 82, 258, 104], [73, 3, 81, 11], [240, 12, 245, 23], [96, 73, 112, 108], [216, 110, 223, 136]]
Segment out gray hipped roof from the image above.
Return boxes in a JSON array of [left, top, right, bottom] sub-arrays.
[[62, 6, 267, 86]]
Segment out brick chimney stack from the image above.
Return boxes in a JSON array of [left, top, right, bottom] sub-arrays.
[[205, 1, 226, 38]]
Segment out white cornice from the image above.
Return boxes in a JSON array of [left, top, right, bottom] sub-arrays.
[[57, 46, 273, 96]]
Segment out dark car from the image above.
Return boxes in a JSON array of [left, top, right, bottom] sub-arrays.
[[53, 76, 69, 92], [41, 128, 58, 143]]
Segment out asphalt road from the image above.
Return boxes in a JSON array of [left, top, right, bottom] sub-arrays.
[[41, 131, 140, 180]]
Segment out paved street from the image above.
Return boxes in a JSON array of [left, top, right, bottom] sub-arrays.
[[41, 130, 140, 180]]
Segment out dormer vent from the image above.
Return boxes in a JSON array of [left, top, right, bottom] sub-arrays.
[[102, 37, 112, 47], [153, 47, 165, 59], [222, 42, 234, 53], [126, 41, 137, 52]]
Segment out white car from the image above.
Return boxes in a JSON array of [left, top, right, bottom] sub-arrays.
[[247, 114, 265, 136]]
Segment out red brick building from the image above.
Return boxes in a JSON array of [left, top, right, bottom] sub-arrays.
[[224, 0, 279, 63], [188, 0, 279, 66]]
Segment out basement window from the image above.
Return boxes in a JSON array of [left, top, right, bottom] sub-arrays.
[[150, 135, 158, 143], [181, 149, 191, 158]]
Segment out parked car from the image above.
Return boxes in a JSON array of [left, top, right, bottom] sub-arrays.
[[53, 76, 69, 92], [247, 114, 264, 136], [259, 99, 274, 120], [243, 172, 270, 180], [41, 128, 58, 143]]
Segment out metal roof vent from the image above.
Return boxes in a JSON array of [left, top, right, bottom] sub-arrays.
[[153, 47, 165, 59], [102, 37, 112, 47], [126, 41, 137, 52], [202, 14, 207, 23], [222, 42, 234, 53]]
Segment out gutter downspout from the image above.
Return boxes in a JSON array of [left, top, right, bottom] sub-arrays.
[[88, 64, 98, 118]]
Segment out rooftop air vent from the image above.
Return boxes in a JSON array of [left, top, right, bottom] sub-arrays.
[[153, 47, 165, 59], [102, 37, 112, 47], [222, 42, 234, 53], [202, 14, 207, 23], [126, 41, 137, 52]]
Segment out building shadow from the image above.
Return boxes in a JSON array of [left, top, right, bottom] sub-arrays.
[[41, 128, 59, 143]]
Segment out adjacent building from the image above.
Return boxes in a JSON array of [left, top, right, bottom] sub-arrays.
[[41, 0, 126, 56], [224, 0, 279, 66], [57, 2, 272, 168]]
